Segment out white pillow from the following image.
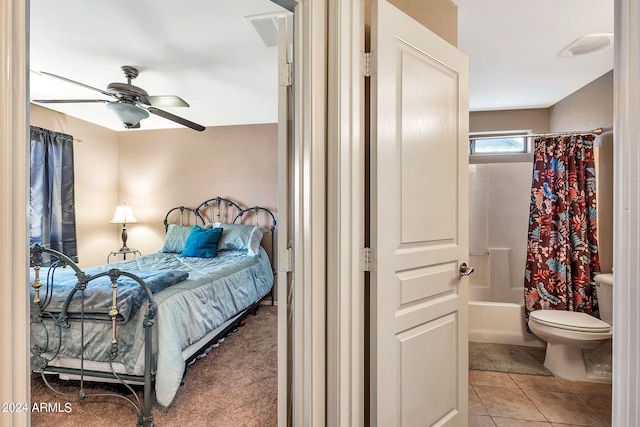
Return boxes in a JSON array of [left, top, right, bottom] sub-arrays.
[[208, 223, 266, 256]]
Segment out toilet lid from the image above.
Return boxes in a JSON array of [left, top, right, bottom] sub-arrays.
[[594, 273, 614, 286], [529, 310, 612, 333]]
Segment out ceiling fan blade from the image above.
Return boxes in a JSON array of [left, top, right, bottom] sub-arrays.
[[38, 71, 115, 98], [32, 99, 109, 104], [139, 95, 189, 108], [147, 107, 205, 132]]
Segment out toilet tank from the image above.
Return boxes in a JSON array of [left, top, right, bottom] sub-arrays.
[[595, 273, 614, 325]]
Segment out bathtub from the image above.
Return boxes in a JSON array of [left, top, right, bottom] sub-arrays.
[[468, 301, 544, 347]]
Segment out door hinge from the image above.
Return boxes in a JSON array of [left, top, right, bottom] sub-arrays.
[[359, 247, 376, 272], [279, 62, 293, 86], [279, 248, 294, 272], [361, 52, 376, 77]]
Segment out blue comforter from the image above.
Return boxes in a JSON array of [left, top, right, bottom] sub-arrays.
[[30, 267, 189, 322], [31, 249, 273, 407]]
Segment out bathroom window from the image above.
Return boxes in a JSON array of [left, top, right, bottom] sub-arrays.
[[469, 130, 533, 163], [469, 132, 531, 155]]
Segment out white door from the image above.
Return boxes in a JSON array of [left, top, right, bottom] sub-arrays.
[[369, 1, 470, 426]]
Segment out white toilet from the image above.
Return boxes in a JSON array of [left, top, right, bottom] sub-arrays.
[[528, 273, 613, 383]]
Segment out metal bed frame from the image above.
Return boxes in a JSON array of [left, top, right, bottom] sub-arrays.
[[30, 197, 277, 427], [30, 244, 158, 427]]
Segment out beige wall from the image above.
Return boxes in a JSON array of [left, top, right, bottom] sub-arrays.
[[470, 108, 549, 134], [30, 105, 278, 265], [366, 0, 458, 48], [389, 0, 457, 46], [30, 104, 120, 267], [549, 71, 614, 273], [117, 124, 278, 257], [548, 71, 613, 134]]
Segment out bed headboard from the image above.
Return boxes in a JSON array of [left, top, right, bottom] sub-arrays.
[[164, 197, 277, 272], [235, 206, 277, 233], [196, 197, 244, 225], [195, 197, 276, 232], [163, 206, 204, 231]]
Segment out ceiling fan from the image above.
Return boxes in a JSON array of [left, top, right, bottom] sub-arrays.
[[32, 65, 205, 131]]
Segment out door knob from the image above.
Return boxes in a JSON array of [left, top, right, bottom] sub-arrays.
[[460, 263, 474, 277]]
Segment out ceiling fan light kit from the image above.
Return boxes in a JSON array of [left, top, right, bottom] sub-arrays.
[[33, 65, 205, 131], [105, 101, 149, 129]]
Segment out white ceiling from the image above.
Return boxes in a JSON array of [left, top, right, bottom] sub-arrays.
[[30, 1, 614, 131], [456, 0, 614, 112], [30, 0, 289, 131]]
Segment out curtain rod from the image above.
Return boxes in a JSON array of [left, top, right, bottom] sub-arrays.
[[469, 127, 603, 141]]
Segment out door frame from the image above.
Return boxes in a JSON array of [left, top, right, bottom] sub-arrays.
[[326, 0, 366, 425], [278, 0, 329, 425], [612, 0, 640, 424], [0, 2, 30, 426], [0, 0, 329, 426]]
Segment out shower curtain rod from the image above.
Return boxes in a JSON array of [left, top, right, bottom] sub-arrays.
[[469, 127, 603, 141]]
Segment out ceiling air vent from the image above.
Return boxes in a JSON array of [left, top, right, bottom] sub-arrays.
[[245, 14, 282, 48], [559, 33, 613, 57]]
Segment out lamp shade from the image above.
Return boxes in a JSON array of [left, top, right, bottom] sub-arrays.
[[105, 101, 150, 127], [110, 204, 138, 224]]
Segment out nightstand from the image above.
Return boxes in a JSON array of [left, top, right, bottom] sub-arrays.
[[107, 248, 141, 263]]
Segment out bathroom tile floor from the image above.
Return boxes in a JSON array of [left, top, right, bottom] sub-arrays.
[[469, 347, 612, 427]]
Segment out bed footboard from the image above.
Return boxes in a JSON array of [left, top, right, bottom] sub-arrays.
[[30, 244, 157, 427]]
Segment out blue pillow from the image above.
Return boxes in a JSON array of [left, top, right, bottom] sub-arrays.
[[180, 226, 223, 258]]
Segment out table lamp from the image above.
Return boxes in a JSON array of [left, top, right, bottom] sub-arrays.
[[110, 203, 138, 252]]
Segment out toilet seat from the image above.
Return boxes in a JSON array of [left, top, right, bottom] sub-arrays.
[[529, 310, 611, 333]]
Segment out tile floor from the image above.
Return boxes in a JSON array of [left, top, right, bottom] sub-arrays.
[[469, 348, 612, 427]]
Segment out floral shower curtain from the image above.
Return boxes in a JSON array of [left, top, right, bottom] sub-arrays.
[[29, 126, 78, 262], [524, 134, 600, 324]]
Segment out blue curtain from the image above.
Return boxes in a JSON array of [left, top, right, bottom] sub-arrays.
[[30, 126, 78, 262]]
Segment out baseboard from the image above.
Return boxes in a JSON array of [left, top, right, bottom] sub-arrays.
[[469, 328, 545, 348]]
